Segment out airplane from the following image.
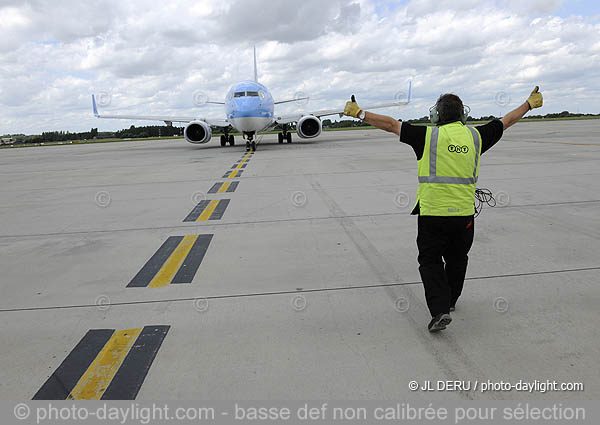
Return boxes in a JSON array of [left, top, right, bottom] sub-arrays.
[[91, 47, 411, 152]]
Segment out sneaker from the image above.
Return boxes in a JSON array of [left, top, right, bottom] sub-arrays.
[[428, 313, 452, 332]]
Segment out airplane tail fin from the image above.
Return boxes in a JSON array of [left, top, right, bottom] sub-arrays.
[[91, 94, 99, 117], [253, 45, 258, 82]]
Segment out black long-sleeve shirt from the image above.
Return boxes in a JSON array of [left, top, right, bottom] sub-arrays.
[[399, 119, 504, 160]]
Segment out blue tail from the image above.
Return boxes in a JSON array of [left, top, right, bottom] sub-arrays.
[[91, 94, 99, 116]]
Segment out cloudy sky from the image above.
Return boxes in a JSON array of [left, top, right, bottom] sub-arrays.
[[1, 0, 599, 134]]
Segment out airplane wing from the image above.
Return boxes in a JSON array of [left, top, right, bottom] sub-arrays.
[[91, 95, 230, 127], [274, 101, 409, 124], [274, 97, 309, 105], [274, 81, 412, 125]]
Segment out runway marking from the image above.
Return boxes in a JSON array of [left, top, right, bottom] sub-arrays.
[[184, 199, 230, 222], [33, 326, 169, 400], [232, 163, 247, 169], [208, 181, 239, 194], [236, 159, 250, 163], [171, 235, 213, 284], [127, 235, 213, 287], [196, 200, 219, 221], [67, 328, 141, 399], [148, 235, 198, 288], [223, 170, 243, 178], [127, 237, 183, 287]]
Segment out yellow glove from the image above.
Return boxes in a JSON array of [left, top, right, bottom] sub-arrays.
[[344, 95, 362, 118], [526, 86, 543, 109]]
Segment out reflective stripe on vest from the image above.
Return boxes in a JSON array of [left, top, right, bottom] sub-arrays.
[[418, 126, 480, 184]]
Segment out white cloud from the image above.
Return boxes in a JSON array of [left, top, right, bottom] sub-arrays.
[[0, 0, 598, 134], [501, 0, 565, 15]]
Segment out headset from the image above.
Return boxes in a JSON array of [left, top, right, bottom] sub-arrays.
[[429, 102, 471, 125]]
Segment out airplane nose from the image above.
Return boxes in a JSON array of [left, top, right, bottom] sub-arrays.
[[236, 117, 259, 130]]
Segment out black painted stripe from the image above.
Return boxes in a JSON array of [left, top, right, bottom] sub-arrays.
[[227, 181, 239, 193], [127, 237, 183, 287], [100, 325, 170, 400], [224, 170, 245, 178], [210, 199, 230, 220], [183, 200, 211, 222], [171, 235, 213, 284], [231, 163, 247, 169], [207, 183, 222, 194], [33, 329, 114, 400]]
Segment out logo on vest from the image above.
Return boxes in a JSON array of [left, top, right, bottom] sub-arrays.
[[448, 144, 469, 154]]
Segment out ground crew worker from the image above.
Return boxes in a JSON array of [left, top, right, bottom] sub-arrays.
[[344, 87, 543, 332]]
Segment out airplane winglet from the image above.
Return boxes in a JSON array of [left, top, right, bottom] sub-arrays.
[[91, 94, 99, 117], [407, 80, 412, 103]]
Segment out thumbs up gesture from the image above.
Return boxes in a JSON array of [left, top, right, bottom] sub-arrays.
[[344, 95, 362, 118], [526, 86, 543, 110]]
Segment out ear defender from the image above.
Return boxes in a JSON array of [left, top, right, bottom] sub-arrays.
[[429, 104, 439, 124], [460, 105, 471, 124], [430, 103, 471, 125]]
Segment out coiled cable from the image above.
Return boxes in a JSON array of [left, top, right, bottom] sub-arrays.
[[474, 188, 496, 217]]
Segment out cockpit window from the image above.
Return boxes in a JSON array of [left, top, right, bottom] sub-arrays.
[[233, 91, 260, 98]]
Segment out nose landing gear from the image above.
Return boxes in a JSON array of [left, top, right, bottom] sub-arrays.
[[245, 133, 256, 152]]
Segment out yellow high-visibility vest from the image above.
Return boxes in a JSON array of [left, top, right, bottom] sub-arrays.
[[415, 121, 481, 216]]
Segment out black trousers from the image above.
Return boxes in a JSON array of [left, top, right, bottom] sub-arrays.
[[417, 215, 474, 317]]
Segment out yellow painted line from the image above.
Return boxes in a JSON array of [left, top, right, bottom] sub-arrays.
[[67, 328, 142, 400], [217, 182, 231, 193], [228, 170, 239, 178], [234, 163, 245, 169], [148, 235, 199, 287], [196, 200, 220, 221]]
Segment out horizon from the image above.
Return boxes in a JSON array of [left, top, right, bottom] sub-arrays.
[[1, 0, 599, 134]]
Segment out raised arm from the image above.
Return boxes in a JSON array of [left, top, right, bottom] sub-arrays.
[[501, 86, 543, 130], [344, 97, 401, 136]]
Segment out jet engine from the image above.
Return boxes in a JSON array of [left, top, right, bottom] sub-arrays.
[[184, 121, 212, 144], [296, 115, 322, 139]]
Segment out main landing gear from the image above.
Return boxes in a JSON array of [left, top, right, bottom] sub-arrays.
[[220, 133, 235, 147], [277, 126, 292, 144]]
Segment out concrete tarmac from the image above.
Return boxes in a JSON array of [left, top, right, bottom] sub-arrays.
[[0, 120, 599, 400]]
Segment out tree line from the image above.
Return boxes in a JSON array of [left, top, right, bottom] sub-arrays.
[[403, 111, 599, 124], [2, 111, 598, 145], [3, 125, 184, 145]]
